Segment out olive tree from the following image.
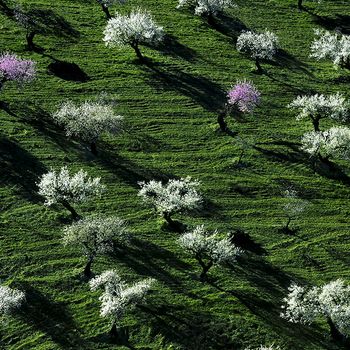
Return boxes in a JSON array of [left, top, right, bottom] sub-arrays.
[[63, 216, 128, 277], [301, 126, 350, 163], [310, 29, 350, 69], [138, 177, 202, 229], [0, 53, 36, 91], [236, 30, 279, 74], [96, 0, 126, 20], [288, 93, 349, 132], [90, 270, 155, 341], [178, 225, 242, 281], [218, 80, 261, 132], [52, 100, 124, 155], [0, 285, 25, 316], [281, 279, 350, 341], [177, 0, 237, 24], [37, 166, 105, 220], [103, 8, 164, 62]]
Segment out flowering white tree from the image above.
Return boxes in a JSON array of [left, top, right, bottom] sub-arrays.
[[282, 188, 308, 232], [96, 0, 126, 19], [288, 93, 349, 132], [0, 285, 25, 316], [236, 30, 279, 73], [301, 126, 350, 163], [177, 0, 237, 23], [281, 279, 350, 341], [178, 225, 242, 281], [90, 270, 155, 341], [310, 29, 350, 69], [138, 177, 202, 229], [52, 100, 124, 155], [63, 216, 128, 277], [37, 166, 105, 220], [103, 8, 164, 62]]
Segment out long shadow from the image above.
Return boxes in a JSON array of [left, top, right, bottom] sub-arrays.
[[138, 303, 240, 350], [47, 58, 89, 82], [311, 13, 350, 34], [16, 282, 85, 348], [254, 141, 350, 185], [0, 136, 46, 202], [157, 34, 198, 62], [275, 49, 314, 77], [228, 229, 267, 255], [143, 61, 225, 112], [209, 13, 248, 41]]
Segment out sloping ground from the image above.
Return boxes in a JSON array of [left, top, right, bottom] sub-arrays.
[[1, 0, 350, 348]]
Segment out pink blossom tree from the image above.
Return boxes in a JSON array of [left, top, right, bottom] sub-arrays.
[[0, 53, 36, 91], [218, 80, 261, 132]]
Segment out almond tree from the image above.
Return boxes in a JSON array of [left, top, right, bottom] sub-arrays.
[[138, 177, 202, 229], [236, 30, 279, 74], [310, 29, 349, 68], [281, 279, 350, 342], [178, 225, 242, 281], [0, 285, 25, 316], [90, 270, 155, 341], [103, 8, 164, 62], [0, 53, 36, 91], [288, 93, 349, 132], [52, 100, 123, 155], [63, 216, 128, 277], [37, 166, 105, 220], [218, 80, 261, 132]]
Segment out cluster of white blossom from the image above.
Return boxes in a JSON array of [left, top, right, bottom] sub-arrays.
[[37, 166, 105, 206], [237, 30, 279, 60], [281, 279, 350, 337], [103, 9, 164, 48], [310, 29, 350, 68], [301, 126, 350, 160], [90, 270, 155, 322], [283, 188, 308, 228], [63, 215, 128, 274], [138, 177, 202, 221], [177, 0, 236, 17], [0, 285, 25, 316], [52, 100, 123, 143], [179, 225, 241, 264], [288, 93, 349, 128]]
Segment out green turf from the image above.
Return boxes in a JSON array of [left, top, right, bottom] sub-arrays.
[[1, 0, 350, 348]]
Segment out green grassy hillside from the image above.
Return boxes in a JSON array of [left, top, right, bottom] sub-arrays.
[[1, 0, 350, 348]]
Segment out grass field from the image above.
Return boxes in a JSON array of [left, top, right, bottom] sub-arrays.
[[1, 0, 350, 348]]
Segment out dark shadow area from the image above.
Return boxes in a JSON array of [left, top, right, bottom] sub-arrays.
[[275, 49, 314, 77], [0, 0, 13, 16], [143, 61, 225, 112], [228, 229, 267, 255], [138, 303, 240, 350], [15, 282, 85, 348], [0, 135, 46, 202], [47, 59, 89, 82], [158, 34, 198, 62], [311, 13, 350, 35], [209, 13, 248, 41]]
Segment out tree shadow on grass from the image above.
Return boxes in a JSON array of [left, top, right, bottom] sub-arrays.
[[143, 61, 225, 112], [209, 14, 248, 42], [310, 13, 350, 34], [15, 282, 86, 349], [275, 49, 314, 77], [157, 34, 198, 62], [0, 136, 46, 202], [47, 58, 89, 82]]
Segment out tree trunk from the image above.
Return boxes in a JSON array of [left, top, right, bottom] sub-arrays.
[[101, 4, 111, 19], [207, 13, 215, 26], [110, 321, 118, 340], [26, 31, 36, 50], [196, 255, 213, 282], [61, 200, 80, 220], [217, 110, 228, 132], [311, 116, 320, 132], [285, 216, 291, 230], [131, 43, 144, 62], [298, 0, 303, 10], [163, 212, 176, 227], [84, 257, 93, 278], [326, 317, 343, 342], [90, 141, 98, 155], [255, 58, 263, 74]]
